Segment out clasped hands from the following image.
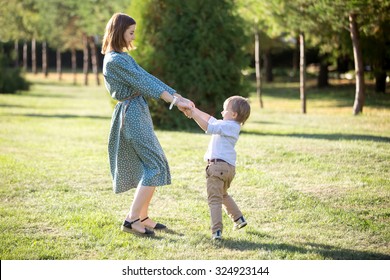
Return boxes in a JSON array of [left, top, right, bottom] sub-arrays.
[[176, 97, 195, 119]]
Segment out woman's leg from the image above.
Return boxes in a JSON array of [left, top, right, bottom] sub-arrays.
[[126, 185, 156, 233], [139, 187, 159, 228]]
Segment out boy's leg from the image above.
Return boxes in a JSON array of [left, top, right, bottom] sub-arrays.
[[207, 176, 224, 234], [223, 194, 247, 229], [223, 194, 243, 222], [221, 164, 247, 229]]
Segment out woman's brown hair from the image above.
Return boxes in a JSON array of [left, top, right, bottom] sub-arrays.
[[101, 13, 136, 54]]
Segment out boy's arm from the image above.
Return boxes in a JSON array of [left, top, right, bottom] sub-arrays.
[[190, 107, 211, 132]]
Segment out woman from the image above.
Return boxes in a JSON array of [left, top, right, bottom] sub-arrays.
[[102, 12, 193, 236]]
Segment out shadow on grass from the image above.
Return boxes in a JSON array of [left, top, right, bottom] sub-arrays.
[[162, 228, 185, 237], [0, 104, 27, 108], [16, 113, 110, 120], [4, 91, 77, 99], [217, 230, 390, 260], [241, 131, 390, 143], [259, 82, 390, 108], [28, 93, 77, 99]]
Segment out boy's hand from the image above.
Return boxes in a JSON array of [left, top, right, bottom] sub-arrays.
[[184, 107, 194, 119], [176, 101, 193, 119], [178, 98, 195, 119]]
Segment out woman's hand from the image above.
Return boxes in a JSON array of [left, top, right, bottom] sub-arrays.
[[180, 97, 195, 109], [176, 100, 194, 119], [176, 100, 191, 112]]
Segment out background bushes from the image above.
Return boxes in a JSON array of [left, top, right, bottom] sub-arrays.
[[129, 0, 250, 129], [0, 47, 29, 94]]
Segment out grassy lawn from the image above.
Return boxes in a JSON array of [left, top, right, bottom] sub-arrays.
[[0, 74, 389, 260]]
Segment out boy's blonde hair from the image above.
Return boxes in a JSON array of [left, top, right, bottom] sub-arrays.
[[224, 96, 251, 125], [101, 13, 136, 55]]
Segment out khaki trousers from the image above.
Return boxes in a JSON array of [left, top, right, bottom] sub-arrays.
[[206, 161, 243, 233]]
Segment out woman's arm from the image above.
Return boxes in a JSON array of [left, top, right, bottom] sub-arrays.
[[173, 93, 195, 108], [160, 91, 192, 112]]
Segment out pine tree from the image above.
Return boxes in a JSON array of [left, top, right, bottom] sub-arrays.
[[129, 0, 250, 129]]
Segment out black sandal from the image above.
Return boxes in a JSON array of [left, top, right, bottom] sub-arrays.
[[140, 216, 167, 230], [121, 218, 155, 236]]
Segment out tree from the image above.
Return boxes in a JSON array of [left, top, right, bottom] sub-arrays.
[[349, 13, 365, 114], [264, 0, 314, 114], [309, 0, 390, 112], [75, 0, 127, 85], [0, 0, 39, 72], [358, 2, 390, 94], [237, 0, 291, 109], [129, 0, 250, 129], [0, 44, 30, 93]]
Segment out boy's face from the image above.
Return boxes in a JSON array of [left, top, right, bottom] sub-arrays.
[[221, 101, 237, 121]]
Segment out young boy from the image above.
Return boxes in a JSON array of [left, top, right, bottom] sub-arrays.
[[187, 96, 251, 240]]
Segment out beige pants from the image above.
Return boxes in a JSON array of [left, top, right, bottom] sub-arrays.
[[206, 162, 243, 233]]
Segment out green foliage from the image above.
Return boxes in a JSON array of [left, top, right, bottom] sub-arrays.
[[0, 48, 29, 94], [129, 0, 250, 129]]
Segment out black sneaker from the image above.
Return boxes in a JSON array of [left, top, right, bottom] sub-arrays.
[[212, 229, 222, 240], [234, 216, 247, 230]]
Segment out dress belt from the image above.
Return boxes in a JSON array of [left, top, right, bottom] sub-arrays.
[[120, 93, 141, 130], [208, 158, 227, 164]]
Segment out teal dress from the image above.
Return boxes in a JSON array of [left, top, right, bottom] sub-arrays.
[[103, 51, 176, 194]]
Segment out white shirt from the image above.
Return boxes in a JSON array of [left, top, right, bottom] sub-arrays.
[[204, 116, 241, 166]]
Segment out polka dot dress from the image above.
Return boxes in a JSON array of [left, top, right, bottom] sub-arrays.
[[103, 51, 176, 194]]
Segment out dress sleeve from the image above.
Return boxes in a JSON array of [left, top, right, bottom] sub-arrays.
[[106, 54, 176, 100], [139, 67, 176, 95]]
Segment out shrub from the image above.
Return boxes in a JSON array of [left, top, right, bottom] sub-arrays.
[[0, 49, 30, 94], [128, 0, 250, 129]]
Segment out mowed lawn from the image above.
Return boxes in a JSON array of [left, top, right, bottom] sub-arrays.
[[0, 74, 389, 260]]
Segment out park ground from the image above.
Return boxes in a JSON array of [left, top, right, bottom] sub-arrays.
[[0, 73, 389, 259]]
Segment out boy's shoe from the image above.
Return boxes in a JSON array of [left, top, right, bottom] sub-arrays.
[[212, 229, 222, 240], [234, 216, 247, 230]]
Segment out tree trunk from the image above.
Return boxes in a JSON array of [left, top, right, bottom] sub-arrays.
[[31, 38, 37, 74], [42, 41, 48, 77], [23, 42, 27, 70], [255, 30, 263, 108], [349, 13, 365, 115], [83, 34, 89, 86], [264, 50, 273, 83], [373, 51, 386, 94], [299, 32, 306, 114], [89, 36, 100, 86], [317, 62, 329, 88], [71, 48, 77, 85], [14, 40, 19, 68], [292, 34, 299, 76], [337, 55, 350, 76], [56, 49, 62, 81], [375, 71, 386, 93]]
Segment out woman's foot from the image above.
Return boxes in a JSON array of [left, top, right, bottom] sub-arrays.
[[140, 216, 167, 230], [121, 218, 155, 236]]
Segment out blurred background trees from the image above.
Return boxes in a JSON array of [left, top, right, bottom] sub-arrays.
[[128, 0, 249, 128], [0, 0, 389, 120]]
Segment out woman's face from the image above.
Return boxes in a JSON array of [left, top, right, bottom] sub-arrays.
[[123, 24, 136, 48]]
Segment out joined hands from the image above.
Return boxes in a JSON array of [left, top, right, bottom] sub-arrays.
[[176, 97, 195, 119]]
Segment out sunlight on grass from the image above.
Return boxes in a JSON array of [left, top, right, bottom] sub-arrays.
[[0, 75, 389, 259]]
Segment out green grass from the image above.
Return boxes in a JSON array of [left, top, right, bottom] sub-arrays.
[[0, 74, 389, 259]]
